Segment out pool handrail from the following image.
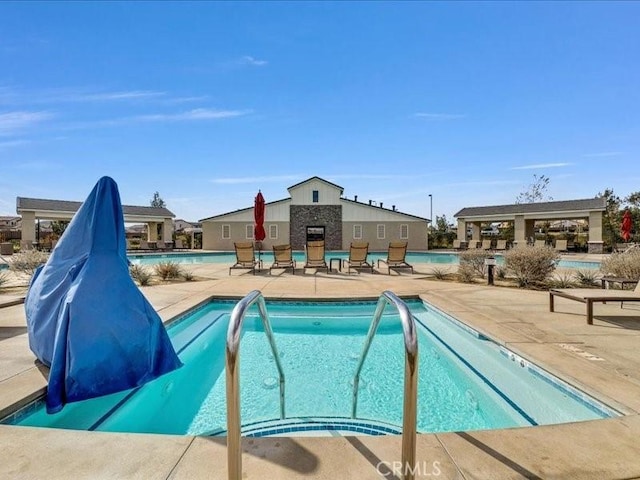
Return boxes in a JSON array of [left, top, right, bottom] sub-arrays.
[[226, 290, 285, 480], [352, 290, 418, 480]]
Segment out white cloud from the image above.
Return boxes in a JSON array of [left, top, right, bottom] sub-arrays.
[[239, 55, 268, 66], [64, 90, 166, 102], [510, 163, 572, 170], [133, 108, 250, 122], [0, 139, 29, 148], [582, 151, 623, 158], [210, 174, 303, 185], [0, 111, 52, 135], [413, 112, 466, 120]]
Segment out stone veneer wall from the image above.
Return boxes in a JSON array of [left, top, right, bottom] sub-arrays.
[[290, 205, 342, 250]]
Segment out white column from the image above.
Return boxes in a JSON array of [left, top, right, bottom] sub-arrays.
[[162, 218, 173, 242], [21, 212, 36, 243]]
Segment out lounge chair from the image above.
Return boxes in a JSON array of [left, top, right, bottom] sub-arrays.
[[377, 241, 413, 274], [270, 244, 296, 275], [229, 241, 259, 275], [304, 240, 328, 272], [550, 281, 640, 325], [554, 239, 568, 252], [155, 240, 168, 251], [481, 239, 493, 250], [139, 239, 150, 251], [495, 239, 507, 251], [534, 239, 546, 248], [174, 238, 187, 250], [452, 239, 467, 250], [344, 242, 374, 274], [467, 240, 480, 249]]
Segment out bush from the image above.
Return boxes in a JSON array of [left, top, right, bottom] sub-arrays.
[[10, 250, 50, 277], [182, 270, 195, 282], [600, 249, 640, 281], [0, 271, 10, 289], [430, 267, 448, 280], [547, 272, 575, 289], [458, 263, 476, 283], [574, 269, 598, 287], [504, 246, 560, 288], [459, 250, 493, 278], [130, 264, 152, 286], [153, 261, 182, 280], [495, 266, 507, 280]]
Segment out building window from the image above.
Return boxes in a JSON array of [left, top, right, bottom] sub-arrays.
[[269, 224, 278, 239], [377, 224, 385, 239], [353, 225, 362, 239], [400, 224, 409, 239], [246, 224, 254, 239], [312, 190, 319, 203], [222, 224, 230, 239]]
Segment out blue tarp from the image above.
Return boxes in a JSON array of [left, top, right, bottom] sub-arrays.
[[25, 176, 182, 413]]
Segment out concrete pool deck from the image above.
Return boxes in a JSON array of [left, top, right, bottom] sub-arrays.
[[1, 257, 640, 479]]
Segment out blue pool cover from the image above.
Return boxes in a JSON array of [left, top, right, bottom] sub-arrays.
[[25, 176, 182, 413]]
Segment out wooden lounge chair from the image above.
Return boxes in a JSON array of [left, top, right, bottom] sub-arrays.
[[550, 281, 640, 325], [229, 241, 259, 275], [377, 241, 413, 274], [304, 240, 328, 272], [495, 239, 507, 251], [534, 239, 546, 248], [344, 242, 374, 274], [155, 240, 168, 251], [270, 244, 296, 274], [554, 239, 568, 252], [452, 239, 467, 250], [481, 239, 493, 250], [467, 240, 480, 249]]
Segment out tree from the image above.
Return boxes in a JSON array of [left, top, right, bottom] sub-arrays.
[[150, 192, 166, 208], [50, 220, 69, 238], [516, 174, 552, 204], [598, 188, 622, 248]]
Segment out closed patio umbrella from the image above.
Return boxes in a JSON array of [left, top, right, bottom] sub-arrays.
[[254, 190, 266, 264], [621, 210, 633, 242]]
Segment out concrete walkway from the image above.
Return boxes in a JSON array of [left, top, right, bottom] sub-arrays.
[[1, 260, 640, 479]]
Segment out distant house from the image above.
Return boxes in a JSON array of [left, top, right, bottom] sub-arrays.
[[199, 176, 429, 251], [174, 219, 201, 232], [0, 216, 21, 229]]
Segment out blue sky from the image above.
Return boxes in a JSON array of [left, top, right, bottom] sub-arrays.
[[1, 2, 638, 223]]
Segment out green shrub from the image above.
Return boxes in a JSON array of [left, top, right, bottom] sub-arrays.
[[459, 250, 493, 278], [182, 270, 195, 282], [430, 267, 448, 280], [574, 269, 598, 287], [10, 250, 50, 277], [495, 266, 506, 280], [547, 272, 576, 289], [457, 263, 476, 283], [504, 246, 560, 288], [600, 249, 640, 281], [130, 264, 152, 286], [153, 261, 182, 280]]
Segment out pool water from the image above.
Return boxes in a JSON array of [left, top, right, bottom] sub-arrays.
[[6, 299, 616, 436], [128, 251, 600, 270]]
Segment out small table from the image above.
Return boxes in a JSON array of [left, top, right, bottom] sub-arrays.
[[601, 276, 638, 290], [329, 258, 342, 273]]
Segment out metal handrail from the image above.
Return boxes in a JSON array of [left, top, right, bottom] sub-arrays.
[[352, 291, 418, 480], [226, 290, 285, 480]]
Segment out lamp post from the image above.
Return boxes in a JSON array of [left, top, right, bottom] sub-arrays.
[[428, 194, 433, 231]]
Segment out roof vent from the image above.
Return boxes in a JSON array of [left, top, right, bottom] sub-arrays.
[[392, 205, 396, 211], [369, 200, 372, 205], [380, 202, 383, 208], [354, 195, 358, 202]]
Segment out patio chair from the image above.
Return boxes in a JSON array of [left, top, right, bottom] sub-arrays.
[[554, 239, 568, 252], [467, 240, 480, 249], [270, 244, 296, 275], [452, 239, 467, 250], [229, 241, 259, 275], [495, 239, 507, 251], [550, 281, 640, 325], [139, 239, 150, 251], [304, 240, 328, 272], [174, 238, 187, 250], [481, 239, 493, 250], [534, 239, 546, 248], [155, 240, 168, 251], [377, 241, 413, 274], [344, 242, 374, 274]]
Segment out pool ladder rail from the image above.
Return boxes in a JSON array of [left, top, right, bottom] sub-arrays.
[[225, 290, 418, 480]]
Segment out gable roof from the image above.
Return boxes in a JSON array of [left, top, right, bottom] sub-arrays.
[[199, 198, 289, 222], [455, 198, 606, 218], [287, 176, 344, 193], [16, 197, 175, 218], [340, 197, 428, 221]]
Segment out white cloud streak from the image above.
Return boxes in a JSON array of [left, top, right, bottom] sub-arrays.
[[239, 55, 268, 66], [0, 111, 52, 135], [132, 108, 250, 122], [582, 152, 623, 158], [63, 90, 166, 102], [510, 163, 572, 170], [211, 174, 303, 185], [413, 112, 466, 120]]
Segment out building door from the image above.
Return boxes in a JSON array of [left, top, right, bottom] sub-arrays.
[[306, 226, 325, 242]]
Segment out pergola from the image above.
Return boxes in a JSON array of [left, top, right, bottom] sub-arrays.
[[16, 197, 175, 245], [454, 198, 607, 253]]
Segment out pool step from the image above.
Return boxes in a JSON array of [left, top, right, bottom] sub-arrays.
[[207, 416, 402, 438]]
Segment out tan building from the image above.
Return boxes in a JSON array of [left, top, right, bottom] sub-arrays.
[[200, 177, 429, 251]]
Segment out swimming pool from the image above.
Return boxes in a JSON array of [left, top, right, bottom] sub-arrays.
[[128, 251, 601, 270], [5, 298, 617, 436]]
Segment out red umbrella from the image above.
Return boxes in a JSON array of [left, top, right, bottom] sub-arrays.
[[254, 191, 266, 243], [621, 210, 633, 242]]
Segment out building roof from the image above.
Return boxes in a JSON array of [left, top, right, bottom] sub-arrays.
[[455, 198, 606, 218], [340, 197, 428, 221], [16, 197, 175, 218], [287, 176, 344, 193], [199, 198, 289, 222]]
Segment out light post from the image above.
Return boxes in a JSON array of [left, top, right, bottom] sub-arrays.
[[428, 194, 433, 230]]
